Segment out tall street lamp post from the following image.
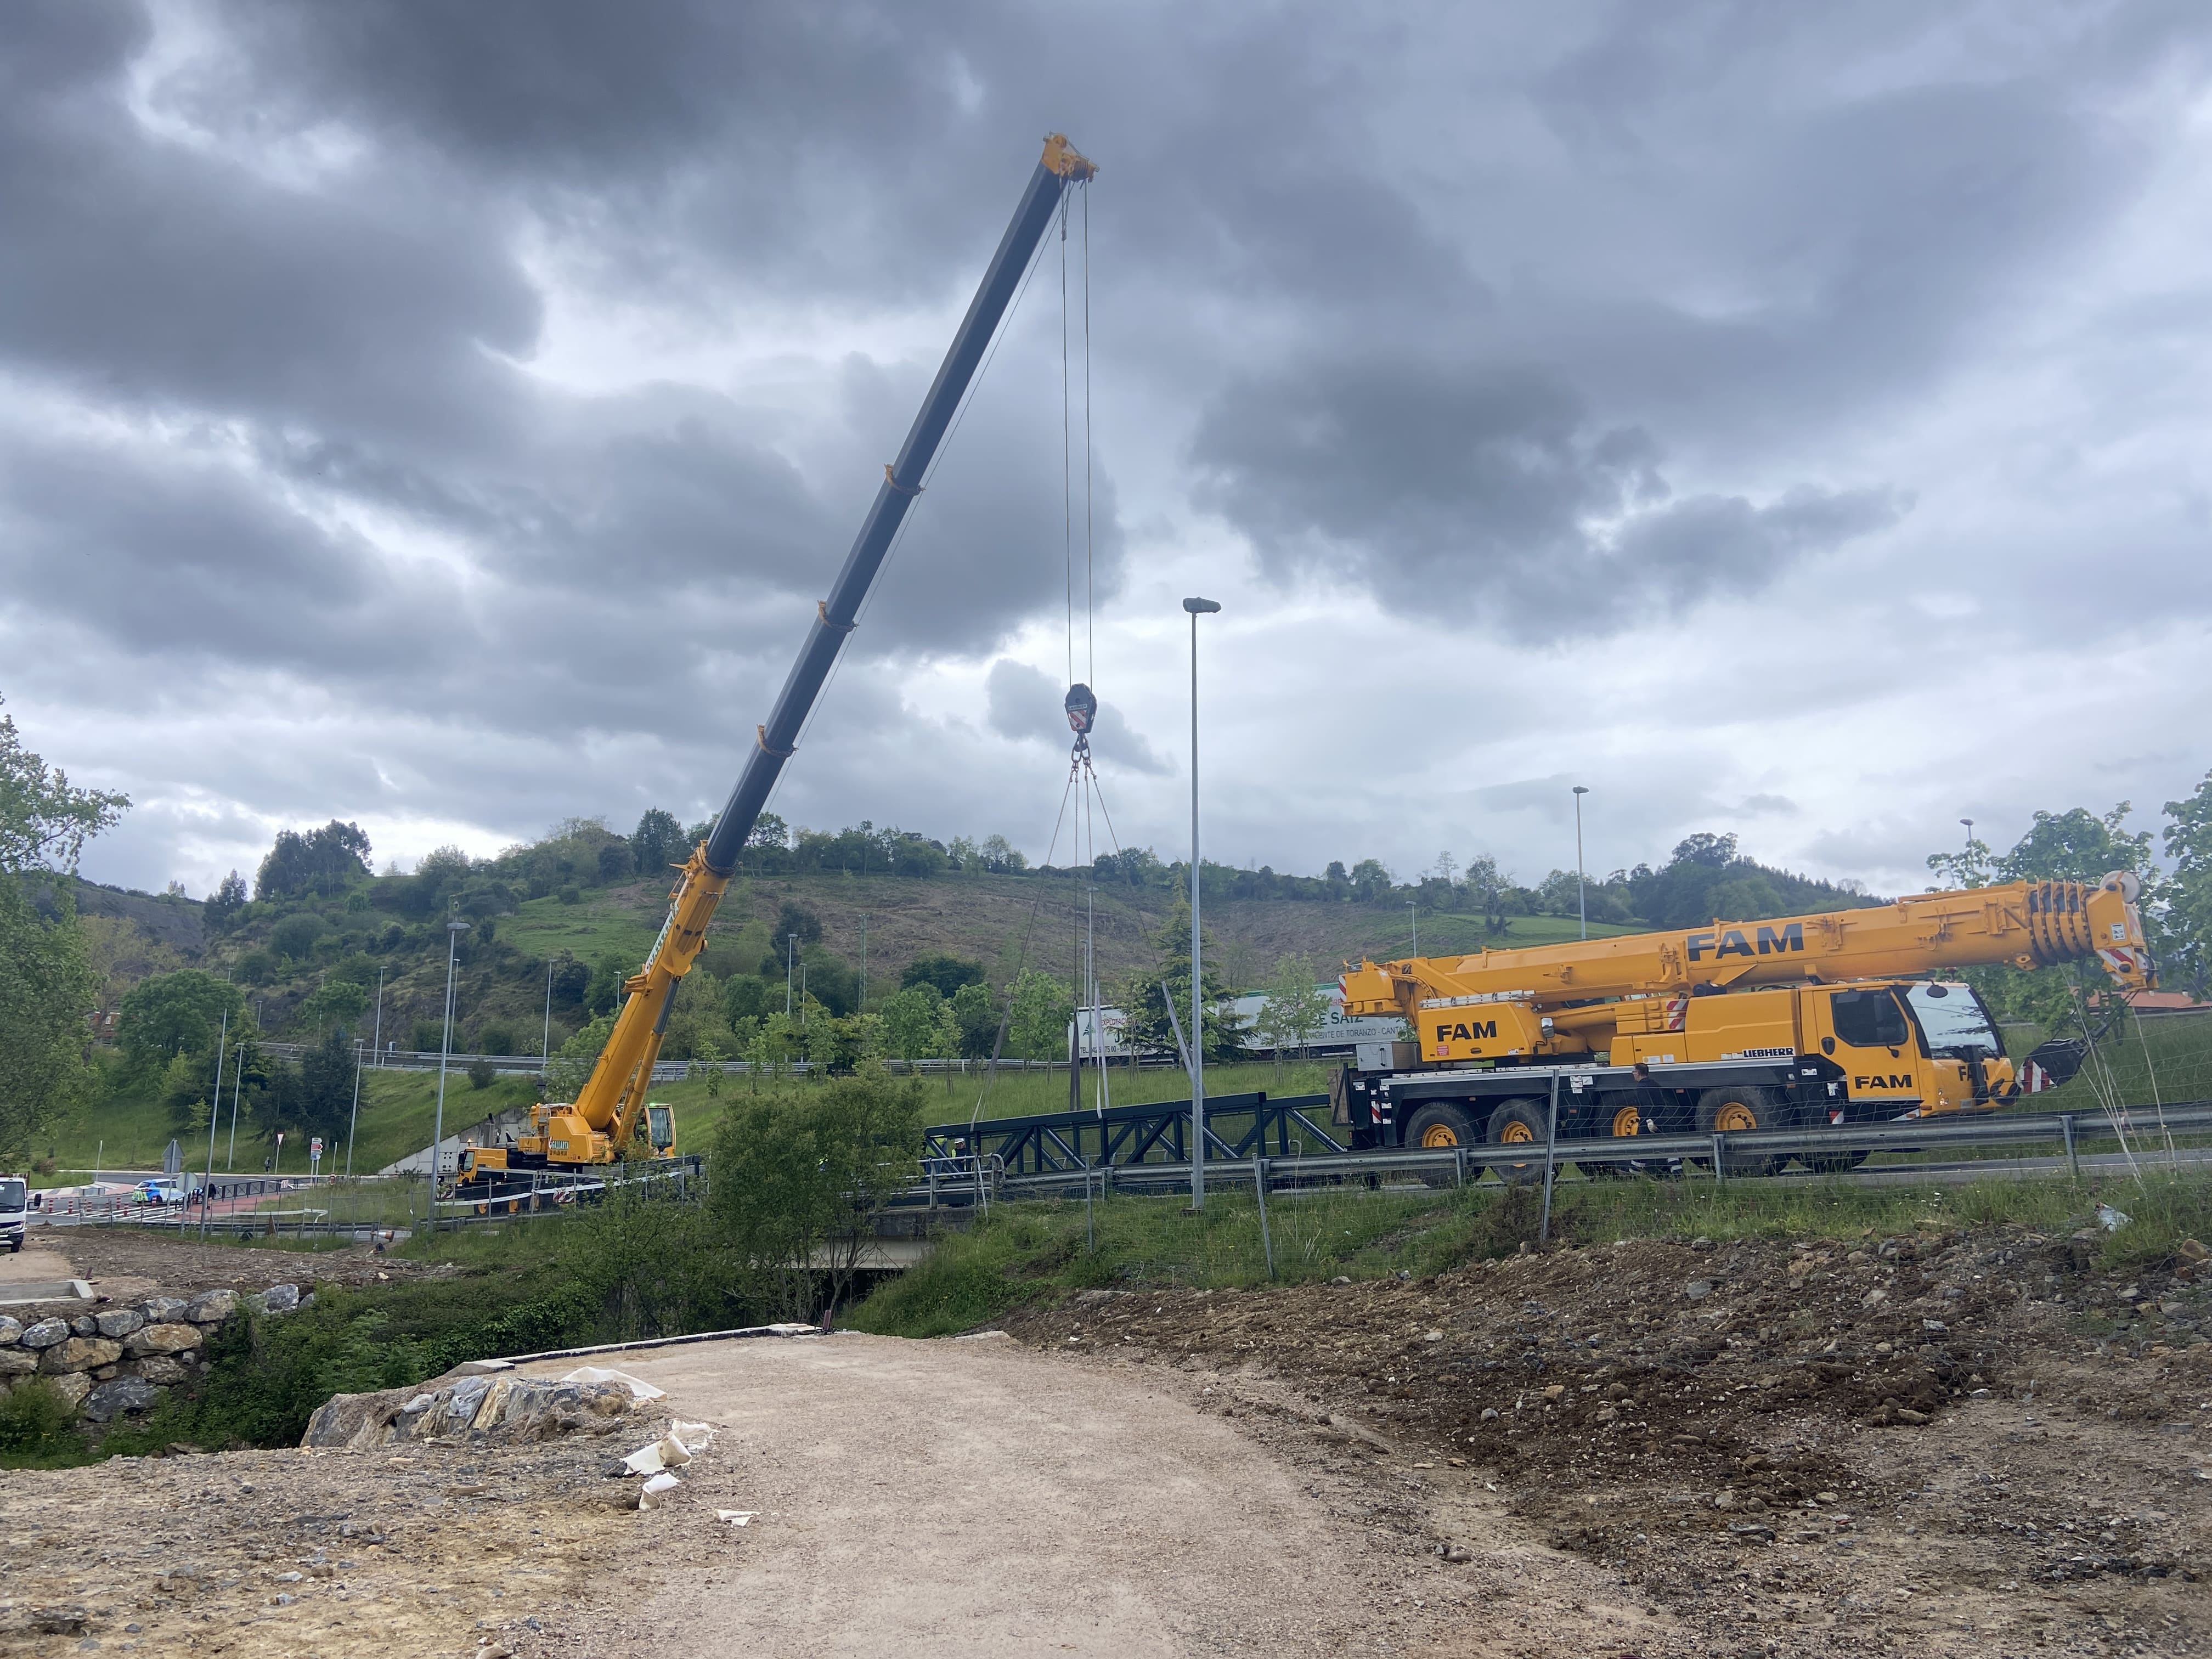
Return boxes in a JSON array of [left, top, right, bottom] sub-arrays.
[[1183, 596, 1221, 1210], [1408, 899, 1419, 957], [1573, 785, 1590, 941], [429, 919, 468, 1232]]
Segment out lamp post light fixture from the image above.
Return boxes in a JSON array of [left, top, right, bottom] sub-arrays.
[[1183, 595, 1221, 1210], [429, 919, 469, 1232], [1573, 785, 1590, 941]]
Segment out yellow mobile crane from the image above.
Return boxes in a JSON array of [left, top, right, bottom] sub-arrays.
[[456, 134, 1097, 1198], [1333, 875, 2153, 1171]]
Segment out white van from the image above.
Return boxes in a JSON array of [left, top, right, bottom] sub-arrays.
[[0, 1176, 24, 1253]]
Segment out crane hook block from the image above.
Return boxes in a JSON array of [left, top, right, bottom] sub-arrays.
[[1064, 682, 1098, 735]]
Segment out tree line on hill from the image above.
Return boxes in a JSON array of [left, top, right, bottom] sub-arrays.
[[12, 670, 2212, 1162]]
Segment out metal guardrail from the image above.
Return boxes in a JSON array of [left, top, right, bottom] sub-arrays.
[[905, 1100, 2212, 1204], [273, 1045, 1150, 1079]]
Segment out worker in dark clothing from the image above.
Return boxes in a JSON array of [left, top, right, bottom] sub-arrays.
[[1628, 1061, 1684, 1176]]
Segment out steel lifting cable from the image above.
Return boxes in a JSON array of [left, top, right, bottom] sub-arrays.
[[970, 754, 1084, 1126]]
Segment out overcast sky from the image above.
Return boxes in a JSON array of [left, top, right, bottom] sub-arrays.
[[6, 1, 2209, 901]]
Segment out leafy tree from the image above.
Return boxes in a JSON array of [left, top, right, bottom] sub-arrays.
[[1005, 969, 1075, 1062], [900, 953, 985, 998], [118, 969, 247, 1079], [596, 841, 634, 883], [1993, 804, 2153, 884], [546, 1013, 616, 1101], [255, 820, 373, 901], [0, 876, 98, 1159], [630, 808, 689, 876], [2162, 771, 2212, 997], [205, 870, 249, 932], [977, 834, 1028, 873], [1671, 832, 1739, 868], [585, 949, 632, 1017], [879, 982, 953, 1063], [1462, 854, 1513, 933], [949, 981, 997, 1059], [268, 911, 328, 961], [0, 696, 129, 874], [692, 1031, 726, 1097], [660, 968, 729, 1062], [776, 901, 822, 947], [1347, 858, 1392, 901], [1253, 954, 1330, 1070], [1110, 900, 1248, 1063], [294, 977, 369, 1035], [708, 1065, 923, 1319]]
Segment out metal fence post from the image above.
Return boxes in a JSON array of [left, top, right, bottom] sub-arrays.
[[1711, 1134, 1726, 1184], [2062, 1114, 2079, 1181], [1084, 1160, 1096, 1254], [1539, 1073, 1561, 1245], [1254, 1156, 1274, 1279]]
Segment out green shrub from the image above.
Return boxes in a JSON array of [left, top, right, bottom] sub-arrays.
[[466, 1057, 495, 1090], [0, 1380, 82, 1465]]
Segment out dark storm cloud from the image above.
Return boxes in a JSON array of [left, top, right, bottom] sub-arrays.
[[985, 659, 1166, 775], [1190, 354, 1902, 630], [3, 0, 2208, 892]]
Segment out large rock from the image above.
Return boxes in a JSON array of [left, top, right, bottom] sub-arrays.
[[183, 1290, 236, 1324], [259, 1284, 301, 1314], [69, 1316, 97, 1338], [123, 1323, 201, 1358], [138, 1297, 188, 1324], [128, 1355, 189, 1387], [48, 1371, 93, 1408], [19, 1318, 68, 1350], [0, 1316, 21, 1345], [94, 1307, 144, 1339], [40, 1337, 122, 1374], [82, 1377, 160, 1423], [301, 1375, 635, 1451], [0, 1347, 38, 1376]]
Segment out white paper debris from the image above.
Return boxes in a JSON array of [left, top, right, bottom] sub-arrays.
[[716, 1510, 757, 1526], [2097, 1204, 2132, 1232], [637, 1470, 682, 1509], [561, 1365, 669, 1400], [671, 1420, 717, 1452]]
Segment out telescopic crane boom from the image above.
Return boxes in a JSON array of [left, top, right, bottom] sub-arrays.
[[466, 134, 1096, 1183]]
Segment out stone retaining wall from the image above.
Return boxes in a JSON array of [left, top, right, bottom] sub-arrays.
[[0, 1282, 309, 1426]]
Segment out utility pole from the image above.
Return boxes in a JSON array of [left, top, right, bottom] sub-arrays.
[[225, 1042, 244, 1170], [786, 934, 797, 1017], [1573, 785, 1590, 941], [858, 913, 868, 1013], [1183, 595, 1221, 1210], [1408, 899, 1419, 957], [199, 1010, 228, 1240], [370, 966, 383, 1069], [429, 919, 469, 1233], [343, 1035, 364, 1178]]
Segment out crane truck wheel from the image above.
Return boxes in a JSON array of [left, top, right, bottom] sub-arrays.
[[1694, 1087, 1784, 1178], [1485, 1098, 1549, 1186], [1404, 1101, 1480, 1186], [1577, 1102, 1645, 1181]]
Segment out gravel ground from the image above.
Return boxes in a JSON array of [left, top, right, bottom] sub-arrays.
[[2, 1224, 2208, 1656]]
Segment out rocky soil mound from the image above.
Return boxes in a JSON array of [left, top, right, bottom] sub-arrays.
[[1005, 1220, 2212, 1655]]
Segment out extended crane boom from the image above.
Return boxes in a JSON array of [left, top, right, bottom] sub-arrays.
[[466, 134, 1096, 1184]]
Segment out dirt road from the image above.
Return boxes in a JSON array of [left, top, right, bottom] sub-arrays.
[[517, 1332, 1664, 1658]]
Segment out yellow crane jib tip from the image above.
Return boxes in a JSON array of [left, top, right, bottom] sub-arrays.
[[1041, 134, 1097, 179]]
